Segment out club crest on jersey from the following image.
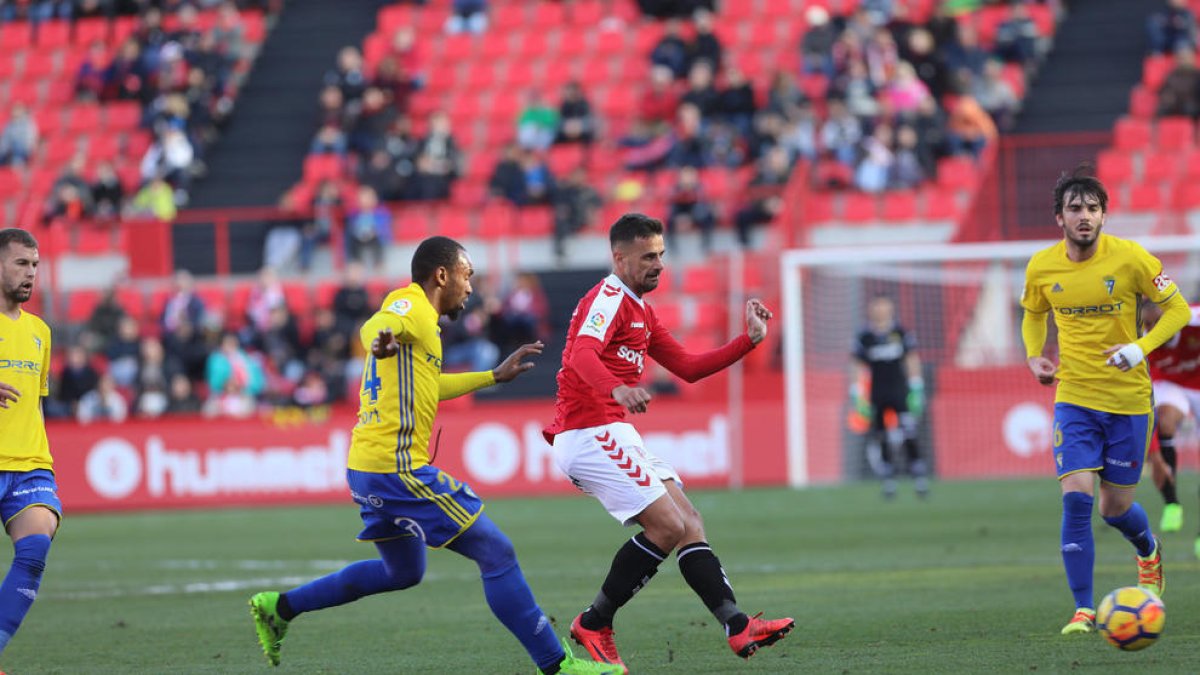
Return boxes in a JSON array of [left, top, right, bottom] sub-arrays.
[[1153, 272, 1172, 292], [1103, 276, 1115, 296], [387, 299, 413, 316], [32, 335, 41, 350]]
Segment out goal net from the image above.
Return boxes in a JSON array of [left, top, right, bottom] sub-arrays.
[[779, 236, 1200, 487]]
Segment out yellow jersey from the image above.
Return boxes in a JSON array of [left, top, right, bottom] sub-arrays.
[[1021, 234, 1181, 414], [348, 284, 493, 474], [0, 309, 52, 471]]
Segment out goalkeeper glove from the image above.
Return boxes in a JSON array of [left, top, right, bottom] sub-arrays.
[[906, 377, 925, 418], [849, 382, 872, 417]]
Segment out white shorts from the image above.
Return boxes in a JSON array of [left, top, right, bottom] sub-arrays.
[[552, 422, 682, 526], [1153, 380, 1200, 420]]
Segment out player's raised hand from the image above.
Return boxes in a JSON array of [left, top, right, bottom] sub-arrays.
[[1026, 356, 1057, 385], [612, 384, 652, 414], [0, 381, 20, 409], [371, 328, 400, 359], [493, 341, 544, 383], [745, 298, 773, 344]]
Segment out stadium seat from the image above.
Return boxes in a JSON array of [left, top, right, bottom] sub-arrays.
[[1129, 86, 1156, 119], [936, 157, 978, 191], [689, 300, 728, 333], [35, 20, 71, 49], [392, 209, 431, 242], [65, 104, 103, 135], [881, 191, 919, 221], [681, 265, 721, 296], [1141, 151, 1180, 183], [22, 54, 58, 80], [314, 279, 338, 310], [1155, 117, 1193, 149], [841, 193, 877, 222], [105, 102, 142, 130], [66, 288, 101, 323], [281, 281, 310, 315], [0, 23, 33, 51], [802, 192, 836, 224], [476, 203, 515, 238], [653, 299, 683, 330], [515, 206, 554, 237], [920, 187, 959, 220], [1096, 149, 1134, 186], [1113, 117, 1152, 151], [1127, 183, 1164, 212], [435, 205, 472, 239], [303, 155, 345, 183], [73, 17, 109, 45], [115, 285, 146, 322]]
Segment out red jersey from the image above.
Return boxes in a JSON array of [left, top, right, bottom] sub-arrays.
[[1147, 305, 1200, 389], [544, 274, 755, 441]]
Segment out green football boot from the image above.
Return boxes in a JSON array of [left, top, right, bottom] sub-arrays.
[[249, 591, 290, 666], [1159, 503, 1183, 532], [542, 638, 626, 675]]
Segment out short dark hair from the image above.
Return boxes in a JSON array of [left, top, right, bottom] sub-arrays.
[[609, 213, 664, 248], [0, 228, 38, 253], [411, 236, 465, 284], [1053, 163, 1108, 215]]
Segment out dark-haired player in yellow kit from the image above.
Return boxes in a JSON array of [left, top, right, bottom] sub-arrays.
[[250, 236, 618, 675], [1020, 167, 1190, 635], [0, 228, 60, 661]]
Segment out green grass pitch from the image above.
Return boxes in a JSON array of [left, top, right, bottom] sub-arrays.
[[5, 476, 1198, 674]]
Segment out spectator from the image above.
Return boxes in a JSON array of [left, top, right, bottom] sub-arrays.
[[134, 336, 177, 419], [994, 2, 1042, 65], [890, 125, 925, 190], [91, 162, 126, 219], [800, 6, 838, 77], [389, 25, 426, 88], [516, 89, 560, 152], [348, 87, 396, 157], [243, 266, 286, 340], [166, 373, 204, 415], [213, 0, 247, 61], [717, 64, 757, 137], [1157, 46, 1200, 118], [128, 177, 178, 221], [618, 117, 674, 171], [861, 0, 896, 26], [651, 18, 691, 79], [140, 126, 195, 200], [446, 0, 488, 34], [640, 66, 681, 128], [864, 27, 900, 89], [360, 149, 403, 201], [822, 98, 864, 166], [317, 85, 349, 130], [163, 318, 209, 384], [260, 304, 305, 384], [77, 373, 129, 424], [734, 146, 791, 246], [303, 179, 342, 271], [883, 61, 932, 117], [780, 100, 820, 162], [102, 39, 148, 101], [105, 315, 143, 389], [556, 80, 597, 145], [969, 60, 1020, 130], [310, 124, 348, 156], [410, 111, 462, 200], [666, 166, 716, 254], [205, 333, 264, 419], [441, 293, 500, 373], [681, 60, 720, 119], [325, 46, 368, 108], [161, 269, 206, 334], [488, 143, 527, 204], [293, 370, 330, 408], [333, 261, 373, 334], [1148, 0, 1198, 55], [945, 93, 998, 158], [689, 9, 722, 71], [372, 55, 416, 115], [74, 41, 110, 101], [85, 285, 130, 351], [637, 0, 715, 19], [855, 123, 895, 193], [491, 272, 549, 352], [518, 149, 555, 205], [668, 102, 711, 168], [901, 27, 950, 100], [766, 70, 808, 122], [42, 183, 92, 225], [345, 185, 391, 270], [941, 21, 988, 81], [910, 96, 946, 178], [834, 58, 879, 120], [552, 166, 602, 260], [307, 307, 350, 395], [58, 345, 100, 415], [0, 103, 39, 167]]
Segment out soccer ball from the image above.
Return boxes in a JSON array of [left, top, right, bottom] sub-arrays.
[[1096, 586, 1165, 651]]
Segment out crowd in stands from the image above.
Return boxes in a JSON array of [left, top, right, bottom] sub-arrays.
[[47, 264, 551, 423], [1150, 0, 1200, 119], [0, 0, 271, 230]]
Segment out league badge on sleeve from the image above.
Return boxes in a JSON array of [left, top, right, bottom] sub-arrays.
[[388, 299, 413, 316]]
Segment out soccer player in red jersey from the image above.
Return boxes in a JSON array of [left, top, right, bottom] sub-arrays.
[[543, 214, 792, 672], [1141, 301, 1200, 554]]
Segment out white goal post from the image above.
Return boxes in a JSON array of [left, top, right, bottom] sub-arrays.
[[780, 235, 1200, 488]]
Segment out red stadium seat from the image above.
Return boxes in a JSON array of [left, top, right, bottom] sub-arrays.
[[802, 192, 836, 224], [115, 286, 146, 322], [881, 191, 918, 221], [1113, 117, 1152, 151], [0, 23, 33, 51], [303, 155, 345, 183], [935, 157, 978, 191], [1096, 149, 1134, 186], [681, 265, 721, 296], [282, 282, 310, 315], [435, 205, 472, 239], [1155, 116, 1194, 149], [392, 208, 431, 242], [515, 206, 554, 237], [314, 279, 338, 310], [653, 299, 682, 331], [1127, 183, 1164, 212], [1141, 55, 1173, 91], [920, 187, 959, 220], [66, 288, 101, 323], [104, 102, 142, 130], [35, 20, 71, 49], [689, 300, 728, 333], [1129, 86, 1157, 119], [65, 104, 103, 135], [841, 193, 877, 222], [476, 203, 516, 238], [1141, 151, 1180, 183], [73, 17, 109, 45]]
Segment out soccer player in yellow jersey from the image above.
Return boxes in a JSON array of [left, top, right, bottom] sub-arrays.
[[0, 229, 59, 659], [250, 237, 618, 675], [1020, 167, 1190, 635]]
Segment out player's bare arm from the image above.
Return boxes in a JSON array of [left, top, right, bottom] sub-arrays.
[[0, 381, 19, 409], [371, 328, 400, 359], [1026, 356, 1057, 385], [493, 341, 545, 383], [612, 384, 651, 414], [745, 299, 773, 345]]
